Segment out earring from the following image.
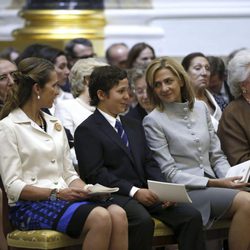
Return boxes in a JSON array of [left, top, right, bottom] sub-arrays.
[[242, 88, 247, 94], [37, 95, 40, 100]]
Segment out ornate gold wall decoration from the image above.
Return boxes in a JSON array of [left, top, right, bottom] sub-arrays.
[[13, 9, 105, 40]]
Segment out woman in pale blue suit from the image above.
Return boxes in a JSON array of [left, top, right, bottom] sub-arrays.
[[143, 57, 250, 250]]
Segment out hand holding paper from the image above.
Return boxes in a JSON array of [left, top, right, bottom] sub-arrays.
[[225, 160, 250, 183], [147, 180, 192, 203], [84, 183, 119, 195]]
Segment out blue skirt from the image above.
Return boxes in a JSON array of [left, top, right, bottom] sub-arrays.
[[9, 199, 111, 238]]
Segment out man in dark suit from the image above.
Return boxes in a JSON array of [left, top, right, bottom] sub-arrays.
[[74, 66, 206, 250]]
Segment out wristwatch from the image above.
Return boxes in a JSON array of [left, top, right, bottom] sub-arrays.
[[49, 188, 59, 201]]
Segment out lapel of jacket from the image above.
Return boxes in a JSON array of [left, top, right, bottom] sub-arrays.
[[42, 111, 61, 135], [10, 108, 62, 137], [10, 108, 45, 134], [94, 110, 134, 163]]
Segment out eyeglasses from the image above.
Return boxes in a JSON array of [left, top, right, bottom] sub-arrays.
[[134, 88, 147, 96]]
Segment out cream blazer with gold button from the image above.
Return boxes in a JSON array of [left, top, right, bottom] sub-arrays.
[[0, 108, 79, 204]]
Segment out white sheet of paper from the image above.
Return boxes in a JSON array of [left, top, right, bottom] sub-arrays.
[[225, 160, 250, 183], [147, 180, 192, 203], [88, 184, 119, 195]]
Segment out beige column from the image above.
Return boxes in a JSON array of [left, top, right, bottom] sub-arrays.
[[12, 1, 105, 55]]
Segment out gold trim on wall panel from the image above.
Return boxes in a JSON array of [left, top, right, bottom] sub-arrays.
[[13, 10, 105, 40]]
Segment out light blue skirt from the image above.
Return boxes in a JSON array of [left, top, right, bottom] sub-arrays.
[[188, 187, 239, 227]]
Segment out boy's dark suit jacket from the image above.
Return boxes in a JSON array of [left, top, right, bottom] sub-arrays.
[[75, 108, 165, 195]]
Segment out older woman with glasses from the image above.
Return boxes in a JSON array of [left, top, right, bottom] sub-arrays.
[[126, 67, 154, 121]]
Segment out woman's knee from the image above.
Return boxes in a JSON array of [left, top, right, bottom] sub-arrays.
[[84, 207, 112, 231], [107, 205, 128, 227], [231, 191, 250, 215]]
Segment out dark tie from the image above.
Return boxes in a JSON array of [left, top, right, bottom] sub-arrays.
[[115, 120, 129, 148]]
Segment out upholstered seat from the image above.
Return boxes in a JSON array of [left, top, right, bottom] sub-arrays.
[[7, 230, 82, 249], [5, 216, 232, 250], [153, 218, 174, 237], [6, 217, 231, 249], [6, 218, 172, 249], [152, 218, 231, 246], [1, 179, 231, 249]]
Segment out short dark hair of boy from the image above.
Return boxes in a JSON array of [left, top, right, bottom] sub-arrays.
[[89, 65, 127, 106]]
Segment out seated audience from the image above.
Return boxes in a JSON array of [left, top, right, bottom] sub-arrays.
[[0, 57, 128, 250], [74, 65, 206, 250], [126, 42, 156, 69], [143, 56, 250, 250], [182, 52, 222, 131], [126, 67, 154, 121], [65, 38, 95, 68], [207, 56, 233, 110], [0, 59, 17, 109], [217, 51, 250, 165], [105, 43, 129, 69]]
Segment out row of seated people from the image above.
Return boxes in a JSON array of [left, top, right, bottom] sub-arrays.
[[0, 41, 249, 174], [0, 45, 250, 249], [0, 38, 155, 71], [2, 41, 248, 161], [0, 58, 207, 250]]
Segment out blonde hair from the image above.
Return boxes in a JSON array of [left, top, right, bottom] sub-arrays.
[[145, 56, 195, 111], [69, 58, 108, 98]]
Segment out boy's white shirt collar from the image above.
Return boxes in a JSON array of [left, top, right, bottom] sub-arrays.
[[98, 108, 121, 129]]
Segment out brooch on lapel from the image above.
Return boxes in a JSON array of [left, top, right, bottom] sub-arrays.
[[54, 122, 62, 131]]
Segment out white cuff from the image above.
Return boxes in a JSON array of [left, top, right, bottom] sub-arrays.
[[129, 186, 140, 197]]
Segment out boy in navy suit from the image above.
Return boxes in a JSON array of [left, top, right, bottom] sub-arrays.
[[75, 66, 206, 250]]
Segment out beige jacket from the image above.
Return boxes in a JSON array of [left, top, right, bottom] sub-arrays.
[[0, 108, 79, 204]]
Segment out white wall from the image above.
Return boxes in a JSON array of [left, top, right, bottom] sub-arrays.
[[0, 0, 250, 57], [105, 0, 250, 57]]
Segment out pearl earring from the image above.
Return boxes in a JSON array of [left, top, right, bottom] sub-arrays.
[[242, 88, 247, 94], [37, 95, 40, 100]]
